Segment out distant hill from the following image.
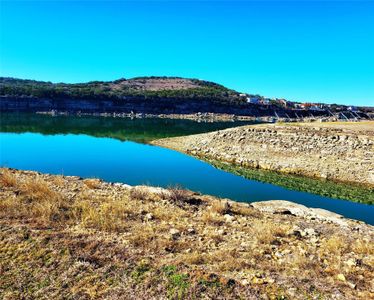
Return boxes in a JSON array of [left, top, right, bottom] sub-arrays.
[[1, 76, 371, 119], [0, 76, 244, 105]]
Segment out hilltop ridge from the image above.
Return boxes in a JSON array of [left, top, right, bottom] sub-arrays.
[[0, 76, 241, 103], [1, 76, 372, 119]]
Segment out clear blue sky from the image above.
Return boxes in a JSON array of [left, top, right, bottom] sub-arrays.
[[0, 1, 373, 106]]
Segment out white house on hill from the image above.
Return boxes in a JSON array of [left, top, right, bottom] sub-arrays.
[[246, 96, 261, 104]]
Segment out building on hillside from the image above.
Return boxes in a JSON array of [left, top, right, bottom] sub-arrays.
[[278, 99, 294, 108], [309, 105, 324, 111], [246, 96, 262, 104], [347, 106, 358, 112], [300, 103, 313, 109], [300, 103, 323, 111]]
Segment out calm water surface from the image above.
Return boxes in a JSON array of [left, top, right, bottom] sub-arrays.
[[0, 114, 373, 225]]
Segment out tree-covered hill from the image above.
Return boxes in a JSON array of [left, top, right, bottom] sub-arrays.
[[0, 77, 245, 105]]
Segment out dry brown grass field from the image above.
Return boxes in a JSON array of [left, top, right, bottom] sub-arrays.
[[0, 168, 373, 299], [285, 120, 374, 134]]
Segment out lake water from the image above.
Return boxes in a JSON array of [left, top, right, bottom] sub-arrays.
[[1, 113, 373, 225]]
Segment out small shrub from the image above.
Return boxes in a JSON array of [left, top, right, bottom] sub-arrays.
[[159, 190, 172, 200], [130, 187, 149, 200], [168, 186, 191, 204]]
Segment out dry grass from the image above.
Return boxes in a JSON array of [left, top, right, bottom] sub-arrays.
[[231, 204, 261, 218], [0, 171, 133, 229], [210, 199, 230, 215], [1, 168, 373, 300], [51, 175, 65, 186], [128, 224, 157, 247], [323, 235, 347, 255], [250, 219, 291, 244], [19, 177, 58, 201], [0, 169, 17, 187], [76, 198, 131, 232], [287, 248, 310, 271], [200, 199, 233, 225], [0, 175, 66, 225], [183, 252, 206, 265], [352, 239, 374, 255], [83, 178, 102, 189], [289, 120, 374, 133], [194, 249, 251, 272], [200, 210, 225, 225]]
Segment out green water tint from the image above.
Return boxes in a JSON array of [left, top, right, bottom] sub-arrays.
[[0, 113, 255, 143], [207, 159, 374, 205]]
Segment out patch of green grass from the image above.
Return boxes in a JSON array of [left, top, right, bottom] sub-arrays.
[[130, 261, 151, 282], [162, 265, 190, 300], [199, 278, 221, 288]]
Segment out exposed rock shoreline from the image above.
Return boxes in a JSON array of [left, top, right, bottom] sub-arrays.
[[35, 111, 340, 123], [35, 110, 260, 122], [153, 122, 374, 187], [1, 168, 373, 299]]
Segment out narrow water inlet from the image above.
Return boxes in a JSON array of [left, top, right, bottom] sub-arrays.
[[1, 131, 373, 225]]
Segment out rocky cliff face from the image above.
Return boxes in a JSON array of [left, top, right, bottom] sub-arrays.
[[0, 96, 330, 117], [154, 122, 374, 187]]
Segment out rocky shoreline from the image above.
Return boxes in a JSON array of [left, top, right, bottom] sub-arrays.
[[1, 168, 373, 299], [153, 122, 374, 187], [34, 110, 348, 123], [36, 110, 259, 122]]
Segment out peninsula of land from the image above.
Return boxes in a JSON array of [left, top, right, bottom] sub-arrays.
[[154, 122, 374, 187]]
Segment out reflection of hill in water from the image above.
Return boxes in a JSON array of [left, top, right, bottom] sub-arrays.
[[0, 113, 255, 143]]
